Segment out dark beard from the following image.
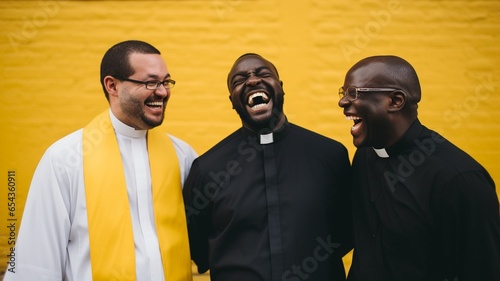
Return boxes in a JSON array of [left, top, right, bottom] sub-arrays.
[[236, 104, 284, 133], [141, 110, 165, 128]]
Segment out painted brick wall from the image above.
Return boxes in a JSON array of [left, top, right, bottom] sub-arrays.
[[1, 0, 499, 279]]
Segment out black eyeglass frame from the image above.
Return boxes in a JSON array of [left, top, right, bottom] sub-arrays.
[[114, 76, 176, 90], [339, 87, 401, 101]]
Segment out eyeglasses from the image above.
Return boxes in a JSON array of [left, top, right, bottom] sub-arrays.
[[115, 77, 176, 90], [339, 87, 399, 101]]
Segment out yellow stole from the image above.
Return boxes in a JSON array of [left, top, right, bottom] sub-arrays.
[[82, 111, 192, 281]]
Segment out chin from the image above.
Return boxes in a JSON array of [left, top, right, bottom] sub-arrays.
[[142, 117, 164, 129], [238, 114, 267, 128], [353, 137, 369, 148], [238, 107, 283, 131]]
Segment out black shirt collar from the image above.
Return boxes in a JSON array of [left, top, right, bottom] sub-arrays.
[[240, 118, 290, 145], [373, 119, 424, 158]]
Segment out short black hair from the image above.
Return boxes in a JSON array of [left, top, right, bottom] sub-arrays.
[[100, 40, 161, 101], [227, 53, 280, 88]]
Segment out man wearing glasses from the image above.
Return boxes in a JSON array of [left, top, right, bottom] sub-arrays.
[[4, 40, 197, 281], [338, 55, 500, 281]]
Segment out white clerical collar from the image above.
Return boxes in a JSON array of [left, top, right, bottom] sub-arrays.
[[373, 147, 390, 158], [109, 109, 147, 139], [260, 133, 274, 144]]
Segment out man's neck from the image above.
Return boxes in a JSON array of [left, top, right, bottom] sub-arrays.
[[244, 113, 287, 135]]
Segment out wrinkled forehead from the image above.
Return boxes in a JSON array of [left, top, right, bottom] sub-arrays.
[[229, 55, 276, 77]]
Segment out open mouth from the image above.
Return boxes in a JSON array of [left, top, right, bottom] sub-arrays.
[[247, 92, 270, 108], [146, 101, 163, 109], [346, 115, 363, 132]]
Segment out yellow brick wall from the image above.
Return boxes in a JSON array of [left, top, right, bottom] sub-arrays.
[[1, 0, 499, 279]]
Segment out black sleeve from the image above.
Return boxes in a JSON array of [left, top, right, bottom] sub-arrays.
[[436, 171, 500, 281], [331, 145, 355, 258], [183, 159, 212, 273]]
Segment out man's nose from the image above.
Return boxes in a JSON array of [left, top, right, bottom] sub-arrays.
[[154, 84, 169, 97], [245, 75, 262, 87], [338, 96, 350, 107]]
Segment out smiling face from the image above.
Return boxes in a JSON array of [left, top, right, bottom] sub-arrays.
[[339, 60, 406, 148], [227, 54, 285, 132], [108, 53, 171, 130]]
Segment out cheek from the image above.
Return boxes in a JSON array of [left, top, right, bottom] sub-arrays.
[[358, 96, 388, 116], [230, 88, 245, 104], [268, 81, 282, 92], [364, 110, 388, 130]]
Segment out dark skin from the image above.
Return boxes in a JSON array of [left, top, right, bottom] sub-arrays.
[[338, 57, 417, 148], [227, 54, 286, 133]]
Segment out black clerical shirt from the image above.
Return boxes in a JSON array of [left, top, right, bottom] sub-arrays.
[[348, 119, 500, 281], [183, 121, 353, 281]]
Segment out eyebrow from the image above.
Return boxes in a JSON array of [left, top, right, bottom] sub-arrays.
[[143, 73, 171, 80], [232, 66, 274, 79]]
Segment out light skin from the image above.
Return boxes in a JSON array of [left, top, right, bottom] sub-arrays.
[[103, 53, 171, 130], [227, 54, 286, 133], [338, 59, 411, 149]]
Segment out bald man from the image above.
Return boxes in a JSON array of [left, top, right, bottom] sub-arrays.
[[338, 55, 500, 281]]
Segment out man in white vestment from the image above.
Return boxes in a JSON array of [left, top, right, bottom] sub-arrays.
[[4, 40, 197, 281]]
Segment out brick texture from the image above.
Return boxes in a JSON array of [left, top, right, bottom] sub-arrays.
[[1, 0, 499, 279]]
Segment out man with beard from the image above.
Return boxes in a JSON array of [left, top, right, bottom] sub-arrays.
[[338, 55, 500, 281], [4, 40, 196, 281], [183, 53, 353, 281]]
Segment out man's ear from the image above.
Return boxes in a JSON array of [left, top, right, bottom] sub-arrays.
[[103, 76, 118, 98], [388, 90, 406, 112]]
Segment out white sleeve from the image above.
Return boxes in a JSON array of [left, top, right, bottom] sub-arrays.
[[168, 134, 198, 187], [4, 144, 73, 281]]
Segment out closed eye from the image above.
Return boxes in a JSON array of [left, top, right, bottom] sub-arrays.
[[231, 76, 246, 88], [145, 81, 160, 87]]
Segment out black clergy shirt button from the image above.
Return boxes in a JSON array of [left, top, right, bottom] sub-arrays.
[[371, 234, 375, 237]]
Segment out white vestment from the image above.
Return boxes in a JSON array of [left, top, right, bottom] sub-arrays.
[[4, 110, 197, 281]]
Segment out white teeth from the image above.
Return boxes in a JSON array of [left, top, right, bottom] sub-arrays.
[[146, 101, 163, 107], [252, 103, 267, 109], [248, 92, 270, 107], [345, 115, 362, 121], [351, 122, 361, 131]]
